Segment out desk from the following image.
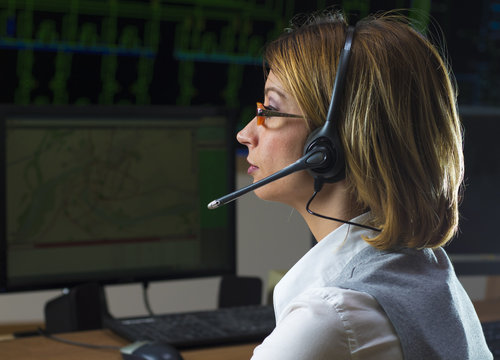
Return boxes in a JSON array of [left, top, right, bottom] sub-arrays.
[[474, 298, 500, 323], [0, 329, 257, 360], [1, 299, 499, 360]]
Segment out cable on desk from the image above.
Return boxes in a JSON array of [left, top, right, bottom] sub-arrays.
[[142, 281, 155, 317], [37, 328, 122, 350]]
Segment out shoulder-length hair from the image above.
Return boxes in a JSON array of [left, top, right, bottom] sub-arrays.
[[264, 10, 464, 250]]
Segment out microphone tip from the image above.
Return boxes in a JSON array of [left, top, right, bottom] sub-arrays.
[[207, 200, 220, 210]]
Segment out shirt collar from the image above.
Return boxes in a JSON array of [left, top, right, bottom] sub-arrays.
[[273, 212, 377, 320]]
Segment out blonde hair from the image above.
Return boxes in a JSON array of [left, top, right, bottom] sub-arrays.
[[264, 10, 464, 250]]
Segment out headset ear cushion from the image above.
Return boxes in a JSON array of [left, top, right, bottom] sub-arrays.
[[303, 127, 321, 155], [303, 127, 345, 183]]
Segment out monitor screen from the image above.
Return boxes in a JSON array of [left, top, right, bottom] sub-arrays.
[[0, 105, 236, 292], [444, 106, 500, 275]]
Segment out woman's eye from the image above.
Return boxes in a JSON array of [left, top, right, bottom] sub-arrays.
[[265, 105, 278, 113]]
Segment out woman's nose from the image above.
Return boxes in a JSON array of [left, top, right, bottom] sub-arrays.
[[236, 117, 258, 147]]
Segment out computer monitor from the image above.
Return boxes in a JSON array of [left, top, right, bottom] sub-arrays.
[[0, 105, 236, 293], [444, 106, 500, 275]]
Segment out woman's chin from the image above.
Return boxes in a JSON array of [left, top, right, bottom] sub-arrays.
[[253, 187, 277, 202]]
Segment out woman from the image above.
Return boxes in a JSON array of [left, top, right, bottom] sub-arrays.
[[237, 10, 492, 360]]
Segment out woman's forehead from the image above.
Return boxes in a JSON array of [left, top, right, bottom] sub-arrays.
[[264, 72, 288, 99]]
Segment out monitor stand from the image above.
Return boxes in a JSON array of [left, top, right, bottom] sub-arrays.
[[44, 283, 109, 334]]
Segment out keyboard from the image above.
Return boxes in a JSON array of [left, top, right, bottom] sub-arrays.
[[483, 320, 500, 359], [104, 304, 276, 349]]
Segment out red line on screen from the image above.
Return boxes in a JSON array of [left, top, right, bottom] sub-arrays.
[[34, 235, 197, 248]]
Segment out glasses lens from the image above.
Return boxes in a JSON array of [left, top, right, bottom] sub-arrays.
[[256, 102, 265, 125]]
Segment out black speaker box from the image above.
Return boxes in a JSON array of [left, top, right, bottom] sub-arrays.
[[44, 283, 108, 334], [218, 275, 262, 308]]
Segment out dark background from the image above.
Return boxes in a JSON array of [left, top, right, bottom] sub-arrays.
[[0, 0, 498, 128]]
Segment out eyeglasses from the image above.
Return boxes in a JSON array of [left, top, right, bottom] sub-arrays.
[[256, 102, 305, 126]]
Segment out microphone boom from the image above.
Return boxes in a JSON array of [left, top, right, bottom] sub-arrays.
[[207, 149, 328, 209]]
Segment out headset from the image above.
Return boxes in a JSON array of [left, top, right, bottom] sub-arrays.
[[303, 26, 354, 186], [207, 25, 367, 229]]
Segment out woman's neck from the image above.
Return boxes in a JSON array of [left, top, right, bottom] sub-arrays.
[[295, 180, 363, 242]]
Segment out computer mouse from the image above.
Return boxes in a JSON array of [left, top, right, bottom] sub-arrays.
[[120, 340, 184, 360]]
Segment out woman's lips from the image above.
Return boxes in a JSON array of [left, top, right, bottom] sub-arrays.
[[248, 165, 259, 175], [247, 162, 259, 175]]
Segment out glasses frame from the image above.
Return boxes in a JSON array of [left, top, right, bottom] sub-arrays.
[[256, 102, 305, 126]]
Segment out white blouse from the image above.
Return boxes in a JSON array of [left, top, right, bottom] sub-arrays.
[[251, 213, 404, 360]]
